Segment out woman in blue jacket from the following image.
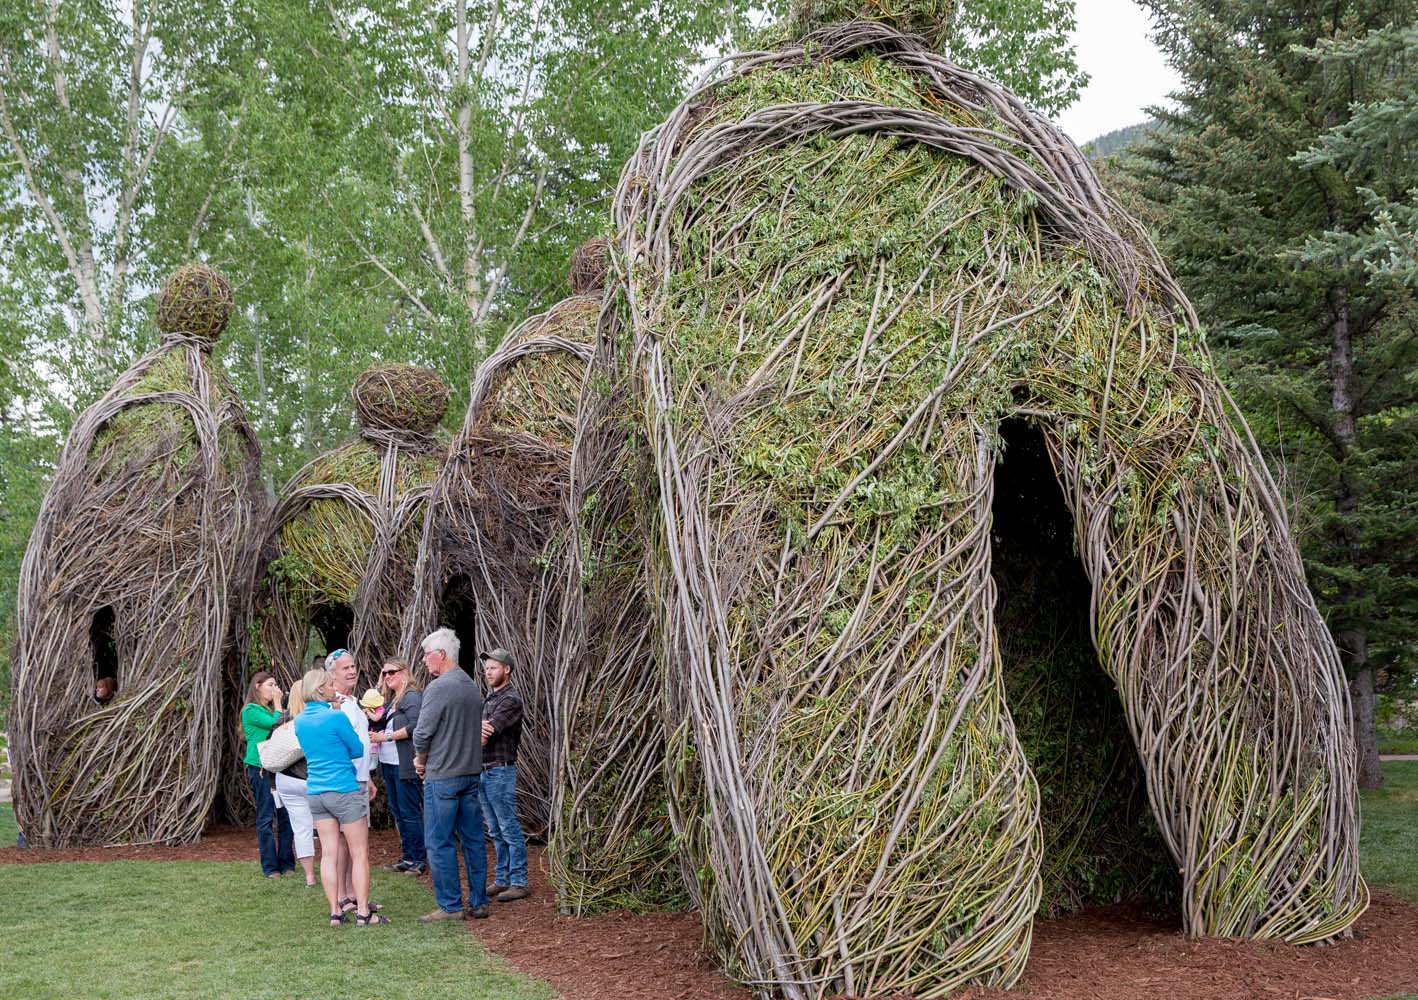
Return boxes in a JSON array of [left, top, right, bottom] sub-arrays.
[[294, 668, 388, 926]]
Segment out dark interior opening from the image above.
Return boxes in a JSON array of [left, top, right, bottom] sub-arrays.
[[310, 602, 355, 659], [440, 574, 481, 679], [91, 605, 119, 700], [991, 418, 1177, 916]]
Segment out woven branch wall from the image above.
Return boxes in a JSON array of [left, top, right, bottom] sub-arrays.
[[551, 21, 1366, 999], [232, 364, 448, 809], [10, 265, 264, 847], [404, 286, 597, 837]]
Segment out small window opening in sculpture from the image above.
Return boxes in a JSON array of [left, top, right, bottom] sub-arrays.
[[990, 419, 1178, 915], [90, 605, 119, 703]]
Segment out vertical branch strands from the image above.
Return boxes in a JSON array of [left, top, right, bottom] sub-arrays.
[[234, 364, 449, 815], [551, 286, 685, 914], [550, 19, 1365, 1000], [402, 279, 597, 837], [10, 264, 263, 847]]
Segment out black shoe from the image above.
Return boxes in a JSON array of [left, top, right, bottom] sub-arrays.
[[402, 862, 427, 876], [463, 905, 490, 920]]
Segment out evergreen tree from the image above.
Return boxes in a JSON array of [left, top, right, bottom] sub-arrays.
[[1130, 0, 1418, 787]]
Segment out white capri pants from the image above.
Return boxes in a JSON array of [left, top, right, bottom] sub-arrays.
[[274, 772, 315, 860]]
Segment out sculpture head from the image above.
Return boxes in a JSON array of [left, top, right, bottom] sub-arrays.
[[155, 264, 234, 342], [351, 363, 450, 435]]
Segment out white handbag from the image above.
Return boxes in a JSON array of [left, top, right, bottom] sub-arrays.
[[257, 722, 304, 772]]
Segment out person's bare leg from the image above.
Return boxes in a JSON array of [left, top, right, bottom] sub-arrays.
[[299, 854, 316, 885], [315, 818, 342, 921], [339, 829, 354, 904], [342, 819, 372, 916]]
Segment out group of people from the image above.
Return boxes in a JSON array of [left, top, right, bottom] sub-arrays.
[[239, 627, 528, 926]]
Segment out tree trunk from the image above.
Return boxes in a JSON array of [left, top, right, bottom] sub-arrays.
[[1328, 291, 1383, 788], [1346, 649, 1384, 789]]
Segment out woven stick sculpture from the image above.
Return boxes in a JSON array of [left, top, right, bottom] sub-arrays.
[[552, 15, 1365, 998], [9, 265, 263, 847], [236, 363, 448, 722], [550, 268, 688, 915], [403, 248, 599, 836]]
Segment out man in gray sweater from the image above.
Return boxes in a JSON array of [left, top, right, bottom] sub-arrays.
[[412, 627, 489, 921]]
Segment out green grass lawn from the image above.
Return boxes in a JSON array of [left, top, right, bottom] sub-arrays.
[[0, 853, 556, 1000], [1379, 735, 1418, 755], [0, 799, 16, 847], [1359, 759, 1418, 905]]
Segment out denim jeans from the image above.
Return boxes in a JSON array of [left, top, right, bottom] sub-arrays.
[[247, 764, 294, 876], [423, 773, 488, 913], [382, 761, 425, 865], [479, 765, 527, 888]]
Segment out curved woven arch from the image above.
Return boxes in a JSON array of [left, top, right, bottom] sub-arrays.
[[401, 301, 596, 836], [553, 19, 1364, 997], [11, 337, 262, 847], [239, 441, 439, 670]]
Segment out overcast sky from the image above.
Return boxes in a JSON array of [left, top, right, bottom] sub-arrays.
[[1054, 0, 1182, 144]]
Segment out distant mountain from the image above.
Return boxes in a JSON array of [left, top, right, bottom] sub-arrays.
[[1082, 120, 1158, 160]]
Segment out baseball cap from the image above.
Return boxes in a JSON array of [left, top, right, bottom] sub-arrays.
[[479, 647, 516, 669]]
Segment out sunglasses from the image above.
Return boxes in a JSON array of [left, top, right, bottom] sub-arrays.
[[328, 648, 350, 662], [380, 667, 402, 677]]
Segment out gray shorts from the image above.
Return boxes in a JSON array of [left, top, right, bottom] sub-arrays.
[[309, 788, 368, 825]]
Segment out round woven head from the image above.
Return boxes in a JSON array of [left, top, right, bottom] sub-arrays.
[[569, 237, 609, 294], [352, 363, 450, 433], [155, 264, 234, 340], [790, 0, 955, 47]]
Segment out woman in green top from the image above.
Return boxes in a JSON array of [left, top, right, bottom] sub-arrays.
[[242, 671, 295, 876]]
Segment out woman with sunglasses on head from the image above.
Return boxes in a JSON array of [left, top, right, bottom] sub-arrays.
[[370, 658, 426, 875]]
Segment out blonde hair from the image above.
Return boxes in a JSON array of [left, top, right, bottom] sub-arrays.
[[301, 668, 332, 704], [381, 658, 419, 713], [287, 678, 307, 718]]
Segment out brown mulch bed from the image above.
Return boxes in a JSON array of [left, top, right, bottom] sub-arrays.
[[958, 893, 1418, 1000], [4, 828, 1416, 1000]]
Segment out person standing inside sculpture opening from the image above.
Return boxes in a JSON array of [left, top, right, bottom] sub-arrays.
[[413, 627, 490, 922], [479, 647, 529, 901], [327, 649, 379, 917]]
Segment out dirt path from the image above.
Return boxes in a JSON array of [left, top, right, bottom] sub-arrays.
[[4, 828, 1416, 1000]]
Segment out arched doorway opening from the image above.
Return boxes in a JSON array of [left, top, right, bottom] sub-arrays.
[[991, 418, 1178, 915]]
